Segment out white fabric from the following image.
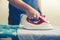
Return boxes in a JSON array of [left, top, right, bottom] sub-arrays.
[[17, 26, 60, 40]]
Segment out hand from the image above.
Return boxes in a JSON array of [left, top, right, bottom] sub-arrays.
[[26, 8, 49, 23], [26, 9, 40, 19]]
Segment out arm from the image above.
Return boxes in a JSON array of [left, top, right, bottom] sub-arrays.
[[8, 0, 40, 19], [8, 0, 49, 23], [8, 0, 35, 12]]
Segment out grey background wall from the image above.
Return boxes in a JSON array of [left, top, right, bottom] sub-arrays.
[[0, 0, 60, 26]]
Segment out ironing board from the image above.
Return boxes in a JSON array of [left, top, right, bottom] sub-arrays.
[[0, 25, 19, 40], [0, 25, 60, 40]]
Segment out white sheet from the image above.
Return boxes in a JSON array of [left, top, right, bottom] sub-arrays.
[[17, 26, 60, 40]]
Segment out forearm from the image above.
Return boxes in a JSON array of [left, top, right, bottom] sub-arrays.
[[8, 0, 34, 12]]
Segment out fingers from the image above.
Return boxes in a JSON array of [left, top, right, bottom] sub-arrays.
[[28, 15, 37, 19], [26, 10, 40, 19], [30, 13, 39, 19], [27, 13, 38, 19]]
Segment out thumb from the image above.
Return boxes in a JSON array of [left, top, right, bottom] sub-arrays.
[[39, 15, 50, 23]]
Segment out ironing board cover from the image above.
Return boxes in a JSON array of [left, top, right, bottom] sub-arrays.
[[0, 25, 18, 38]]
